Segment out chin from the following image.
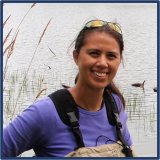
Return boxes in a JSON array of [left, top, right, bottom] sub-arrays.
[[89, 82, 109, 91]]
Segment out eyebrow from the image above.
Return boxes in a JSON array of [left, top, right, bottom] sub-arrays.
[[107, 51, 120, 55], [87, 49, 119, 55], [87, 49, 101, 52]]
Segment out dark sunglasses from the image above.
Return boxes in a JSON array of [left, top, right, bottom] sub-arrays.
[[85, 20, 122, 35]]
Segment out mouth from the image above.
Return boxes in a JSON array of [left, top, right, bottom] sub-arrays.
[[94, 72, 107, 78]]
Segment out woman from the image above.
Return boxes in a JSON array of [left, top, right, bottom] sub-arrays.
[[3, 20, 133, 157]]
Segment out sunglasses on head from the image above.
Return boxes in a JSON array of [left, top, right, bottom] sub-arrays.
[[85, 20, 122, 35]]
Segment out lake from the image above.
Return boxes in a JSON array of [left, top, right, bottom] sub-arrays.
[[3, 3, 157, 157]]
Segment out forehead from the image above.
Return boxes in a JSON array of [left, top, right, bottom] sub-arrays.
[[84, 31, 116, 42], [83, 31, 120, 50]]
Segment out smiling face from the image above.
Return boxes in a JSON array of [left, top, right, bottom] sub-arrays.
[[73, 31, 121, 91]]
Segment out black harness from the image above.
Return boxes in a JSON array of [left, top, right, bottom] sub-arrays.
[[48, 89, 133, 157]]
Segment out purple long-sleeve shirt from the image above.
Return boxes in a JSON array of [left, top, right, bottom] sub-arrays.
[[3, 93, 132, 157]]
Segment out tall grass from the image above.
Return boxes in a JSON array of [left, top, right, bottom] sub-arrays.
[[3, 3, 52, 121], [3, 70, 47, 122], [11, 18, 52, 119], [3, 3, 36, 81]]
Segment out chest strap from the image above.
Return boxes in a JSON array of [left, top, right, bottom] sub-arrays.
[[48, 89, 85, 148], [104, 90, 133, 157], [49, 89, 133, 156]]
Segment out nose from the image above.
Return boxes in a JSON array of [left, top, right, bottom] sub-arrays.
[[96, 55, 108, 68]]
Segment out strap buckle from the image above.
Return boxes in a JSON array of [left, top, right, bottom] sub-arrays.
[[114, 113, 122, 129], [66, 111, 79, 129], [66, 111, 85, 148]]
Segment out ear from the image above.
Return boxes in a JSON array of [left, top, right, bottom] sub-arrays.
[[73, 50, 79, 65]]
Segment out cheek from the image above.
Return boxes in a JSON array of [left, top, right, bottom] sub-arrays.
[[78, 61, 91, 71], [77, 54, 93, 68], [111, 61, 121, 73]]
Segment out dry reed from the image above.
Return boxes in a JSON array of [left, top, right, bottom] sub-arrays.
[[11, 18, 52, 119], [3, 14, 11, 28], [3, 3, 40, 120], [12, 3, 36, 41], [7, 30, 19, 58], [31, 3, 36, 8], [25, 18, 52, 75], [3, 41, 12, 55], [3, 30, 19, 81], [3, 28, 13, 46], [34, 88, 47, 101], [38, 18, 52, 44], [3, 3, 36, 81], [48, 45, 56, 56]]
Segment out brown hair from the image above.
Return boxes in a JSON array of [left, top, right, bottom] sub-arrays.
[[74, 24, 125, 107]]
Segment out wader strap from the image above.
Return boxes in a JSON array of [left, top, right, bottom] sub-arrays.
[[49, 89, 85, 148], [66, 112, 85, 148], [105, 90, 133, 157]]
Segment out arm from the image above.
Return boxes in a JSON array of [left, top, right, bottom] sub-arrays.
[[2, 97, 56, 157], [3, 104, 42, 157]]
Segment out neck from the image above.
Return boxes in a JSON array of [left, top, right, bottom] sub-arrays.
[[69, 84, 104, 111]]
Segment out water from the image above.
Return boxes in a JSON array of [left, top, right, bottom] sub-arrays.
[[3, 3, 157, 157]]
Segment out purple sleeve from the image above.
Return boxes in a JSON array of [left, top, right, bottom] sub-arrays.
[[113, 94, 133, 146], [3, 97, 56, 157]]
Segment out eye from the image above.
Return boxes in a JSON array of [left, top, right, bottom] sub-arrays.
[[89, 51, 100, 57], [107, 52, 117, 59]]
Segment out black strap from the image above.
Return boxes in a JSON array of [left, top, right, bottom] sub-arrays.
[[104, 90, 133, 157], [48, 89, 85, 148], [49, 89, 133, 156]]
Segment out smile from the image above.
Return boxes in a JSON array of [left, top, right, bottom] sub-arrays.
[[94, 72, 107, 77]]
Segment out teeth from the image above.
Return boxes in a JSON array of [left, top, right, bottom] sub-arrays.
[[95, 72, 106, 77]]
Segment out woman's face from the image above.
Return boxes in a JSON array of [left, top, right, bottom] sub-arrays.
[[73, 31, 121, 91]]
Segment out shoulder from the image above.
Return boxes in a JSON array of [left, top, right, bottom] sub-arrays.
[[20, 96, 58, 126], [31, 96, 54, 113], [24, 97, 54, 115]]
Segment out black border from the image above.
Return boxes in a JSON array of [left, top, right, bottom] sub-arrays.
[[1, 1, 159, 160]]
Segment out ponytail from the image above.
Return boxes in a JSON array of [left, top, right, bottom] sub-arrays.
[[105, 82, 125, 108]]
